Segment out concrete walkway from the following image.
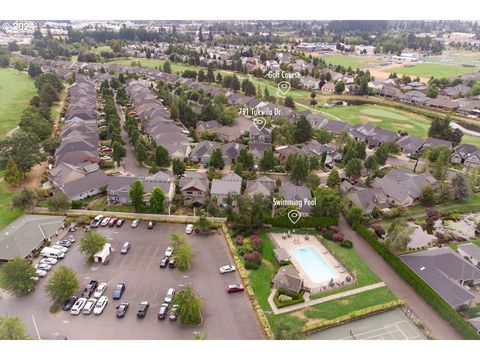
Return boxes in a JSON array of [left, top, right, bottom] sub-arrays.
[[268, 282, 386, 315], [338, 215, 461, 340]]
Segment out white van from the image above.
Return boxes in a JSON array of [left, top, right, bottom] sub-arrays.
[[40, 247, 65, 259]]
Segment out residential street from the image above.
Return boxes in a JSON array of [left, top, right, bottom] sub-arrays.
[[116, 103, 149, 177], [338, 215, 461, 340]]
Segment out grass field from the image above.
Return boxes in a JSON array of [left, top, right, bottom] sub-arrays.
[[428, 54, 480, 67], [386, 63, 480, 79], [322, 54, 382, 69], [320, 104, 480, 148], [0, 68, 36, 139], [0, 182, 22, 230]]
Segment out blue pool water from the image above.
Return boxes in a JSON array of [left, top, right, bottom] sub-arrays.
[[293, 247, 337, 283]]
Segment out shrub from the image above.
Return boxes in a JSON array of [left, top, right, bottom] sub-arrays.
[[328, 225, 338, 232], [332, 233, 344, 242], [251, 236, 263, 252], [340, 239, 353, 248], [236, 235, 244, 245], [279, 260, 292, 266], [322, 229, 335, 240], [71, 200, 83, 209], [371, 224, 386, 238], [273, 289, 305, 308]]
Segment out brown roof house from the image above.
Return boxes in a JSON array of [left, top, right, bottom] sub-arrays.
[[180, 172, 209, 206], [272, 265, 304, 293]]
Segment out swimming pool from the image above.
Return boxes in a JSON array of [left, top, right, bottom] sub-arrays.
[[293, 247, 337, 283]]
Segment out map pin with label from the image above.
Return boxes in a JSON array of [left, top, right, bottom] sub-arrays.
[[253, 117, 266, 132], [287, 210, 301, 225], [278, 81, 291, 95]]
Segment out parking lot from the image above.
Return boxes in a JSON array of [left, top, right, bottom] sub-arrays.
[[0, 220, 264, 340]]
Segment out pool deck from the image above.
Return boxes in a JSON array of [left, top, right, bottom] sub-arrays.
[[267, 282, 386, 315], [269, 232, 351, 292]]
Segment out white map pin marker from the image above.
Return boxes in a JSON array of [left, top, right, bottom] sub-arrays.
[[253, 117, 266, 132], [287, 210, 301, 225], [278, 81, 291, 95]]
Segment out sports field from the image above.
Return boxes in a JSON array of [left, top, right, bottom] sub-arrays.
[[322, 55, 382, 69], [0, 68, 36, 138], [428, 53, 480, 67], [386, 63, 480, 79], [320, 104, 480, 147], [307, 308, 426, 340]]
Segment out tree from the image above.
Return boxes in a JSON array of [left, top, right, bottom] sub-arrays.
[[79, 230, 107, 259], [312, 188, 340, 218], [290, 155, 310, 185], [149, 187, 165, 214], [112, 141, 126, 166], [163, 61, 172, 73], [426, 84, 438, 98], [34, 72, 63, 93], [259, 148, 275, 171], [11, 187, 38, 211], [294, 116, 312, 143], [45, 266, 79, 304], [419, 185, 436, 206], [47, 192, 70, 212], [384, 219, 414, 254], [284, 96, 295, 109], [327, 169, 340, 188], [0, 131, 44, 173], [0, 316, 30, 340], [451, 172, 471, 200], [173, 284, 203, 325], [155, 145, 171, 167], [346, 205, 366, 228], [334, 81, 345, 94], [39, 83, 59, 107], [209, 148, 224, 169], [28, 63, 43, 78], [134, 141, 147, 164], [274, 318, 305, 340], [346, 158, 362, 180], [172, 158, 186, 177], [175, 239, 193, 272], [206, 68, 215, 83], [364, 155, 379, 175], [4, 159, 25, 186], [306, 173, 321, 190], [129, 179, 145, 212], [0, 257, 36, 294]]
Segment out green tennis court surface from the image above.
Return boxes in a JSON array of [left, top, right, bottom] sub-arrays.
[[307, 308, 426, 340]]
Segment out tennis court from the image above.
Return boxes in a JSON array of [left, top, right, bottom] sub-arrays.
[[307, 308, 426, 340]]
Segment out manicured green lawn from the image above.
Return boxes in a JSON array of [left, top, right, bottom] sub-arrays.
[[0, 182, 22, 230], [322, 54, 382, 69], [0, 68, 36, 138], [321, 104, 480, 148], [88, 196, 135, 213], [428, 55, 480, 67], [449, 240, 480, 251], [387, 63, 480, 79]]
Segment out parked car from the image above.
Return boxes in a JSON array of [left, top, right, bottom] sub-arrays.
[[91, 215, 104, 228], [100, 217, 111, 227], [120, 242, 131, 254], [56, 239, 72, 248], [227, 284, 245, 293], [36, 263, 52, 272], [68, 226, 76, 232], [131, 219, 140, 228], [147, 221, 155, 229], [70, 297, 87, 315], [82, 298, 97, 315], [108, 218, 118, 227], [68, 235, 76, 243], [62, 296, 77, 311], [169, 304, 179, 321], [159, 257, 169, 268], [164, 288, 175, 303], [93, 296, 108, 315], [93, 282, 107, 298], [112, 283, 126, 300], [40, 257, 57, 265], [165, 246, 174, 257], [137, 301, 149, 318], [219, 265, 236, 274], [116, 302, 129, 318], [157, 303, 169, 320], [168, 257, 176, 268], [52, 245, 68, 253], [116, 219, 125, 227], [185, 224, 194, 234], [35, 269, 47, 278], [30, 276, 39, 283], [82, 280, 98, 298]]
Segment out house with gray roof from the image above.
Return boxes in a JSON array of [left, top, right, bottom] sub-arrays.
[[451, 144, 478, 165], [210, 172, 242, 206], [272, 265, 304, 293], [249, 124, 272, 144], [400, 248, 480, 309], [423, 137, 453, 149], [465, 150, 480, 168], [190, 141, 220, 165], [245, 176, 276, 198], [222, 142, 243, 164], [278, 184, 312, 214], [458, 243, 480, 266], [180, 172, 209, 206], [318, 119, 351, 135], [0, 215, 66, 263], [59, 170, 109, 200], [346, 188, 390, 212], [396, 135, 425, 156]]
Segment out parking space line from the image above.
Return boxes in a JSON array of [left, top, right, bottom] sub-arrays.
[[32, 315, 41, 340]]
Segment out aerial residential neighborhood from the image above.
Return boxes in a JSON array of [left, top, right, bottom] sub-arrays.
[[2, 13, 480, 349]]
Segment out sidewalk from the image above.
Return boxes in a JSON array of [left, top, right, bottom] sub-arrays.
[[268, 282, 386, 315]]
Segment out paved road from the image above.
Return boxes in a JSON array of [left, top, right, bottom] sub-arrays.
[[116, 103, 149, 177], [338, 215, 461, 340]]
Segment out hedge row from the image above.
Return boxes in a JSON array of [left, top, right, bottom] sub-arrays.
[[263, 216, 338, 229], [355, 224, 480, 340], [221, 224, 274, 340], [273, 289, 305, 309], [303, 299, 404, 334]]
